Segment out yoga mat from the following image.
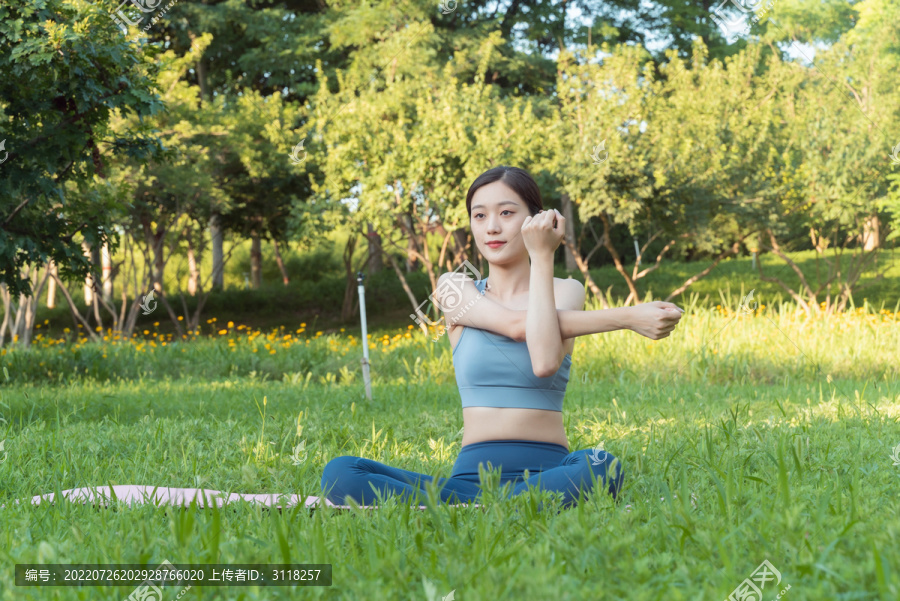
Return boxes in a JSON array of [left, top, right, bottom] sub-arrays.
[[0, 485, 482, 511]]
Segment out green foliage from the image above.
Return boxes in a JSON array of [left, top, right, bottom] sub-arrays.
[[759, 0, 862, 44], [0, 0, 164, 297], [4, 0, 898, 344]]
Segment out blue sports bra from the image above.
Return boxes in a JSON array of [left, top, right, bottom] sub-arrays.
[[451, 278, 572, 412]]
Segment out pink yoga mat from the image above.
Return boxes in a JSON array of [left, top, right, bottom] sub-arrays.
[[1, 485, 482, 511]]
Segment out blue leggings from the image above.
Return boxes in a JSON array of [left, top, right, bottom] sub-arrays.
[[320, 439, 624, 508]]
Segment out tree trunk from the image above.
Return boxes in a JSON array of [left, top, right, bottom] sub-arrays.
[[419, 221, 438, 294], [139, 212, 167, 297], [119, 236, 147, 339], [341, 235, 358, 321], [187, 237, 199, 295], [273, 239, 290, 285], [101, 241, 113, 302], [121, 230, 150, 337], [91, 242, 102, 328], [860, 214, 881, 251], [391, 211, 441, 293], [190, 29, 211, 103], [599, 212, 641, 305], [210, 212, 224, 290], [435, 227, 454, 274], [405, 217, 417, 272], [1, 269, 28, 347], [46, 260, 57, 309], [383, 249, 429, 335], [22, 290, 34, 347], [135, 219, 188, 338], [452, 229, 469, 267], [10, 288, 24, 345], [0, 282, 11, 347], [48, 270, 102, 343], [153, 241, 165, 294], [561, 193, 577, 271], [28, 264, 50, 346], [82, 241, 94, 306], [561, 238, 610, 309], [366, 222, 383, 273], [250, 232, 262, 288], [197, 58, 209, 101]]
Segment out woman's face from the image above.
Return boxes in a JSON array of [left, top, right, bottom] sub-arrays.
[[469, 180, 531, 263]]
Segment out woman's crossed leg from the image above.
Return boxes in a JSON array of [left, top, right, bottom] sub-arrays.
[[320, 445, 624, 509]]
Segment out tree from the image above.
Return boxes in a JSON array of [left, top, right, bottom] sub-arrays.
[[211, 89, 310, 290], [309, 26, 551, 330], [0, 0, 164, 347], [98, 33, 229, 338], [757, 0, 900, 314]]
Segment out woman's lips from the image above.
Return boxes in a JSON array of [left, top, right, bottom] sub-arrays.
[[486, 241, 505, 248]]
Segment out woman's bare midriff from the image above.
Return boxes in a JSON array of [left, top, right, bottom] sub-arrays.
[[461, 407, 570, 450], [449, 307, 572, 451]]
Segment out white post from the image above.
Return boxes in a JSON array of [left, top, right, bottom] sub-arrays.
[[357, 271, 372, 400]]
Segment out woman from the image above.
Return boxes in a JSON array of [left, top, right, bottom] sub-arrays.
[[320, 166, 684, 509]]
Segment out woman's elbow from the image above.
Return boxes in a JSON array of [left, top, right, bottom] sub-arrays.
[[532, 361, 560, 378]]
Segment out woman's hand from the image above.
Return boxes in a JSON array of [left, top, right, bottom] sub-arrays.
[[626, 301, 684, 340], [521, 209, 564, 259]]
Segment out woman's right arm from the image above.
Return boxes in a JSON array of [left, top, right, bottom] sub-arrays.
[[558, 303, 682, 340], [433, 272, 523, 339], [434, 273, 683, 341]]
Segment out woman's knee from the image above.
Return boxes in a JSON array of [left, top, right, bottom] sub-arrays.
[[595, 451, 625, 498], [321, 455, 363, 486], [573, 449, 625, 497]]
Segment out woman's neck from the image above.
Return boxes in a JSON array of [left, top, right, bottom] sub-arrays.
[[484, 262, 533, 302]]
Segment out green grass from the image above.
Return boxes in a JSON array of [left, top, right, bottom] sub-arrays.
[[1, 296, 899, 599]]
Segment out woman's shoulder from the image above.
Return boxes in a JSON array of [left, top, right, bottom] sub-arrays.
[[553, 276, 584, 291], [552, 277, 586, 310]]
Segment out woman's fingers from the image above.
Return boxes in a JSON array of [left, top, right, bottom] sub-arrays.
[[553, 209, 564, 231], [532, 209, 562, 228]]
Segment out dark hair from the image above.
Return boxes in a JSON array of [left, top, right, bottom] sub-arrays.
[[465, 166, 543, 217]]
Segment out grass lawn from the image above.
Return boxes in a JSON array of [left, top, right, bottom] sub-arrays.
[[1, 297, 899, 600]]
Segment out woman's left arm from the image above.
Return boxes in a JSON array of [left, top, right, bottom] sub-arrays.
[[522, 210, 583, 377]]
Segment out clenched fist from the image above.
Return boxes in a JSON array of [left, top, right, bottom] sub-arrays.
[[521, 209, 564, 258], [627, 301, 684, 340]]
